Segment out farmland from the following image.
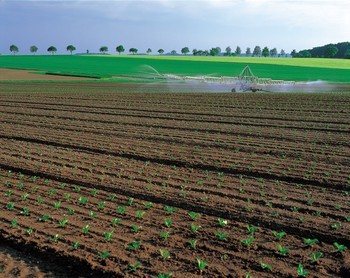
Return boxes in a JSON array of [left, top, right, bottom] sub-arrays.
[[1, 55, 350, 83], [0, 82, 349, 277]]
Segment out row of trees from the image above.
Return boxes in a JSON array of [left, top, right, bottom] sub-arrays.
[[8, 44, 286, 57], [291, 42, 350, 59]]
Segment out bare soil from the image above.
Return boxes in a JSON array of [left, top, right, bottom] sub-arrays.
[[0, 82, 349, 277], [0, 69, 90, 81]]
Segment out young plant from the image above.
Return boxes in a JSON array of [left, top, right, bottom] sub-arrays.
[[297, 264, 308, 277], [111, 218, 122, 227], [38, 214, 50, 222], [159, 249, 170, 260], [6, 203, 14, 211], [160, 230, 171, 241], [128, 261, 142, 272], [68, 207, 75, 215], [196, 258, 207, 274], [136, 210, 145, 219], [50, 234, 60, 243], [11, 218, 18, 228], [216, 231, 228, 241], [277, 244, 290, 256], [103, 230, 114, 242], [53, 201, 61, 210], [189, 239, 199, 249], [241, 235, 254, 247], [190, 223, 202, 233], [333, 242, 347, 252], [82, 224, 90, 234], [58, 217, 68, 227], [21, 207, 30, 215], [89, 211, 97, 218], [26, 228, 34, 235], [304, 238, 319, 247], [143, 201, 153, 209], [310, 252, 323, 264], [260, 260, 272, 271], [97, 201, 106, 210], [117, 206, 126, 214], [132, 225, 142, 233], [98, 251, 110, 261], [164, 205, 177, 214], [126, 241, 142, 251], [73, 241, 79, 249], [189, 211, 201, 220], [164, 218, 172, 228], [218, 218, 228, 227], [246, 224, 258, 234], [158, 273, 172, 278]]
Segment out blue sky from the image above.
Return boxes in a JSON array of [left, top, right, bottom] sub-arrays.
[[1, 0, 349, 55]]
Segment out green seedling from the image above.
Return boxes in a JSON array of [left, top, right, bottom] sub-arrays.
[[38, 214, 50, 222], [277, 244, 290, 256], [78, 196, 88, 204], [11, 218, 18, 228], [103, 230, 114, 242], [126, 241, 142, 251], [128, 261, 142, 272], [89, 211, 97, 218], [160, 230, 171, 241], [82, 224, 90, 234], [216, 231, 228, 241], [5, 190, 12, 196], [246, 224, 258, 234], [111, 218, 122, 226], [128, 197, 134, 206], [37, 195, 43, 204], [189, 211, 201, 220], [98, 251, 110, 261], [51, 234, 60, 243], [73, 241, 79, 249], [97, 201, 106, 210], [310, 252, 323, 263], [53, 201, 61, 210], [65, 193, 70, 200], [58, 217, 68, 227], [164, 218, 172, 228], [158, 273, 172, 278], [109, 193, 116, 200], [136, 210, 145, 219], [68, 207, 75, 215], [21, 192, 29, 201], [190, 223, 202, 233], [143, 201, 153, 209], [304, 238, 319, 246], [117, 206, 126, 214], [159, 249, 170, 260], [297, 264, 308, 277], [218, 218, 228, 227], [164, 205, 177, 214], [21, 207, 30, 215], [333, 242, 347, 252], [190, 239, 199, 249], [260, 260, 272, 271], [132, 225, 142, 233], [26, 228, 33, 235], [196, 258, 207, 274], [241, 235, 254, 247], [6, 203, 14, 211], [90, 189, 98, 196]]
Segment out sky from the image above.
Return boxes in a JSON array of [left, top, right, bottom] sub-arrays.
[[0, 0, 349, 55]]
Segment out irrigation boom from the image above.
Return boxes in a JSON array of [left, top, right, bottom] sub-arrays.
[[162, 65, 295, 92]]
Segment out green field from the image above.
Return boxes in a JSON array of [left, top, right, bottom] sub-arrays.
[[1, 55, 350, 83]]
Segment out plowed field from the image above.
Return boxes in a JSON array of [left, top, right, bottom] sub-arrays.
[[0, 82, 349, 277]]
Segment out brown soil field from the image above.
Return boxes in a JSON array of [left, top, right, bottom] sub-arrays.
[[0, 68, 90, 81], [0, 82, 349, 277]]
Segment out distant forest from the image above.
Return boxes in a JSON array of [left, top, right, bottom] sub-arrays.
[[293, 42, 350, 59]]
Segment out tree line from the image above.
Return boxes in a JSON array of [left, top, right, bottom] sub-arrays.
[[291, 42, 350, 59], [7, 42, 350, 59], [7, 44, 287, 57]]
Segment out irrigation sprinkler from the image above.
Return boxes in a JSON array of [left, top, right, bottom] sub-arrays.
[[161, 65, 295, 92]]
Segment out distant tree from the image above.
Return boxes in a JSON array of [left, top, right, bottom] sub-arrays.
[[298, 50, 312, 58], [116, 45, 125, 54], [210, 47, 219, 56], [171, 50, 177, 55], [66, 45, 76, 55], [99, 46, 108, 54], [262, 47, 270, 57], [225, 46, 232, 56], [192, 48, 198, 56], [216, 47, 221, 55], [270, 48, 278, 57], [235, 46, 241, 56], [181, 47, 190, 55], [245, 47, 251, 56], [10, 44, 19, 55], [280, 49, 286, 57], [47, 46, 57, 55], [146, 48, 152, 54], [203, 50, 209, 56], [30, 45, 38, 55], [344, 49, 350, 59], [324, 45, 338, 58], [252, 46, 261, 57], [291, 49, 297, 58], [129, 48, 138, 54], [158, 49, 164, 55]]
